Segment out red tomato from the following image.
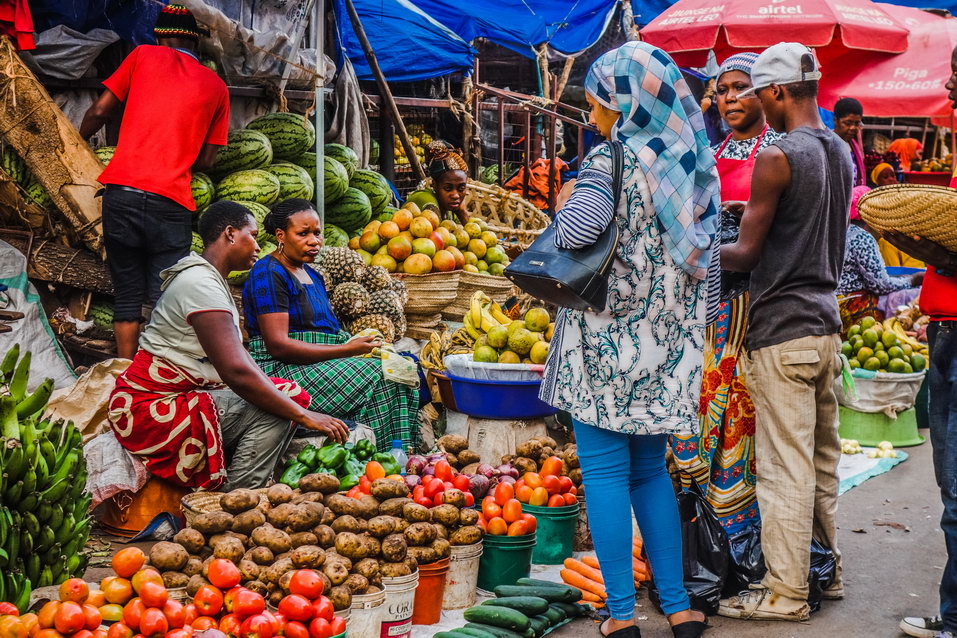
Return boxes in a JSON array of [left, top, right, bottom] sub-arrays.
[[73, 630, 94, 638], [137, 581, 168, 610], [262, 611, 281, 636], [310, 597, 333, 623], [208, 559, 242, 590], [464, 492, 475, 507], [443, 481, 454, 491], [163, 600, 185, 629], [521, 513, 537, 533], [493, 483, 514, 507], [358, 475, 372, 495], [421, 474, 434, 484], [277, 596, 312, 623], [515, 485, 533, 503], [481, 498, 502, 519], [282, 622, 309, 638], [513, 478, 526, 491], [55, 602, 85, 635], [345, 486, 362, 499], [563, 493, 578, 505], [424, 479, 444, 499], [218, 614, 241, 638], [182, 605, 198, 627], [432, 493, 444, 507], [529, 487, 549, 506], [0, 603, 19, 616], [476, 516, 488, 532], [487, 517, 508, 535], [523, 472, 542, 489], [507, 520, 529, 536], [558, 476, 574, 493], [223, 587, 244, 614], [434, 460, 453, 482], [193, 586, 224, 617], [138, 608, 167, 638], [234, 590, 266, 620], [542, 475, 561, 496], [365, 461, 386, 481], [288, 570, 324, 600], [191, 617, 217, 632], [239, 615, 274, 638], [106, 623, 133, 638], [81, 605, 102, 631], [111, 548, 147, 579], [92, 629, 112, 638], [569, 485, 578, 496], [548, 494, 566, 507], [330, 617, 345, 636], [502, 498, 523, 523], [452, 474, 470, 491], [412, 485, 425, 500], [540, 455, 564, 477], [307, 618, 332, 638], [167, 630, 192, 638], [122, 599, 145, 631], [414, 496, 433, 508]]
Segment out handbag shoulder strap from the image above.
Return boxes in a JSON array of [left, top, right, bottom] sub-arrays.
[[609, 140, 624, 213]]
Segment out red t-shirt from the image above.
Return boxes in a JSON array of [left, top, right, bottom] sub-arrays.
[[920, 268, 957, 321], [98, 45, 229, 210]]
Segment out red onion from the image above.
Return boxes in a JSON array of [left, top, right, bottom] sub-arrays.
[[468, 474, 490, 500], [404, 474, 422, 490], [499, 475, 516, 485], [476, 463, 496, 478], [497, 464, 519, 479], [406, 455, 427, 475]]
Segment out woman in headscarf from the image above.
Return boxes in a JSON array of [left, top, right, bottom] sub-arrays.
[[870, 162, 898, 187], [426, 140, 470, 224], [888, 137, 923, 171], [540, 41, 717, 638], [672, 52, 783, 536]]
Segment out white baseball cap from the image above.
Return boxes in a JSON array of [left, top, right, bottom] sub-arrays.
[[739, 43, 822, 96]]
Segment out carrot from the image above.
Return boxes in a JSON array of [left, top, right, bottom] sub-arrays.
[[561, 568, 607, 599], [564, 558, 605, 584], [580, 590, 603, 603], [582, 555, 601, 570], [580, 599, 606, 608]]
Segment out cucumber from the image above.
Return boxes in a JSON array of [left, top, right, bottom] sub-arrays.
[[528, 616, 550, 637], [464, 623, 525, 638], [464, 606, 531, 632], [542, 606, 565, 624], [435, 633, 480, 638], [482, 596, 550, 616], [515, 579, 583, 600], [455, 628, 500, 638], [550, 602, 585, 618], [492, 584, 581, 603]]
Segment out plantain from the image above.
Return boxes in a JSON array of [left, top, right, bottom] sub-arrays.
[[0, 344, 19, 382], [15, 378, 53, 420], [7, 350, 30, 403]]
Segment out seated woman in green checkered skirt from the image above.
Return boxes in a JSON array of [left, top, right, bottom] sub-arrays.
[[242, 198, 419, 451]]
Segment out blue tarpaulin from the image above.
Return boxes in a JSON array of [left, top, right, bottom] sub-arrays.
[[31, 0, 163, 45]]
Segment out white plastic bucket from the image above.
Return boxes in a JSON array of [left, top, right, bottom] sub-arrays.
[[348, 587, 385, 638], [379, 570, 418, 638], [442, 542, 484, 609]]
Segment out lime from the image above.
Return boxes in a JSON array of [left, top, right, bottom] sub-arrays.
[[850, 335, 864, 350], [874, 342, 885, 352], [887, 359, 907, 373], [863, 357, 882, 371], [902, 362, 914, 373], [848, 358, 861, 369], [840, 341, 853, 357], [848, 324, 862, 337], [856, 347, 874, 365], [887, 346, 904, 360], [861, 316, 877, 330], [911, 353, 927, 372], [862, 329, 879, 348], [876, 351, 889, 368], [902, 344, 914, 357], [881, 331, 898, 349]]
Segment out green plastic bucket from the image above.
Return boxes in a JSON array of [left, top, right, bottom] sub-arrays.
[[477, 532, 535, 591], [838, 405, 925, 447], [521, 501, 580, 564]]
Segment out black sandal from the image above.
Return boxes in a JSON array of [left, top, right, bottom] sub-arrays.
[[599, 620, 642, 638], [671, 620, 708, 638]]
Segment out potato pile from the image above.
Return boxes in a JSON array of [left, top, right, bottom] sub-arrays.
[[503, 437, 582, 493], [150, 474, 482, 613], [435, 434, 482, 472]]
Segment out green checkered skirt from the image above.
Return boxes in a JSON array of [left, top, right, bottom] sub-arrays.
[[248, 331, 419, 451]]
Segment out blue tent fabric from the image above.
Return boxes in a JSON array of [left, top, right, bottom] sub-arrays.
[[409, 0, 549, 57], [30, 0, 164, 46]]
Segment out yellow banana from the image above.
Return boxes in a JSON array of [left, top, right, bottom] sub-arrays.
[[469, 293, 484, 328], [489, 303, 513, 326], [463, 313, 482, 340], [479, 306, 502, 333]]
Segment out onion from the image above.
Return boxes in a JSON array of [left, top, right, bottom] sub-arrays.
[[499, 475, 516, 485], [476, 463, 496, 478], [404, 474, 422, 490], [406, 455, 427, 475], [427, 453, 447, 463], [422, 464, 436, 477], [497, 464, 519, 479], [468, 474, 490, 500]]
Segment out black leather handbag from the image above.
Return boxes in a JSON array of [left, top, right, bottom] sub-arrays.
[[504, 140, 623, 312]]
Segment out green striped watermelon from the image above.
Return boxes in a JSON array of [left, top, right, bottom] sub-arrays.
[[232, 200, 270, 225], [324, 156, 349, 204], [326, 187, 372, 232], [94, 146, 115, 167], [1, 146, 24, 184], [294, 151, 317, 183], [24, 174, 52, 210], [324, 224, 350, 248], [349, 169, 391, 214], [369, 139, 380, 165], [216, 169, 281, 205], [247, 112, 316, 161], [88, 301, 114, 329], [212, 129, 273, 175], [191, 172, 215, 210], [267, 162, 314, 200], [324, 143, 359, 179], [191, 231, 204, 253]]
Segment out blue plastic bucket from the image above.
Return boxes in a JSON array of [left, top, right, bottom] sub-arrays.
[[446, 371, 557, 419]]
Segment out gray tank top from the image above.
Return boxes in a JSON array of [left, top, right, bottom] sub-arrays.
[[746, 127, 852, 351]]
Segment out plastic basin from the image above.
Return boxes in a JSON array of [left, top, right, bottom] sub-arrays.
[[446, 371, 557, 419], [838, 405, 925, 447]]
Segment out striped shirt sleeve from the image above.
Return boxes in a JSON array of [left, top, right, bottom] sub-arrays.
[[554, 150, 616, 250]]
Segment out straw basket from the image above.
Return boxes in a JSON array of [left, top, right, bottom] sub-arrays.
[[391, 271, 460, 315], [405, 313, 444, 340], [442, 272, 515, 321], [419, 178, 550, 252], [857, 184, 957, 252], [181, 489, 268, 527]]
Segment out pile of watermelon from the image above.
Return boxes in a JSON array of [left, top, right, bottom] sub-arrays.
[[0, 145, 56, 212], [323, 143, 395, 247]]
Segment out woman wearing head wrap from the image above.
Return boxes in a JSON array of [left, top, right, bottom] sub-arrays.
[[425, 140, 470, 224], [540, 41, 717, 638], [870, 162, 898, 187], [671, 53, 783, 538], [888, 137, 923, 171]]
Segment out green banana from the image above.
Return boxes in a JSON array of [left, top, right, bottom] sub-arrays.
[[39, 564, 53, 588], [15, 378, 53, 419], [17, 492, 37, 514], [34, 452, 48, 489], [13, 574, 30, 613], [42, 543, 59, 566], [39, 477, 69, 504], [72, 493, 91, 520], [47, 504, 63, 532], [7, 350, 30, 403], [0, 395, 18, 441], [0, 343, 19, 382], [20, 512, 38, 537], [20, 466, 35, 495], [25, 553, 39, 587], [4, 479, 22, 504], [54, 513, 74, 546], [36, 501, 51, 523], [34, 525, 54, 553], [38, 439, 55, 476], [4, 443, 23, 482]]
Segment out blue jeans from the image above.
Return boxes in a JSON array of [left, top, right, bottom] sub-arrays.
[[930, 321, 957, 631], [573, 421, 689, 619]]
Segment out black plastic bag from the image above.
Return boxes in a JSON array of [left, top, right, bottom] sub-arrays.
[[807, 538, 838, 612], [649, 480, 730, 615]]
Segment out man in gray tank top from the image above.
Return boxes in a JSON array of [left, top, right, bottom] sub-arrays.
[[717, 43, 852, 622]]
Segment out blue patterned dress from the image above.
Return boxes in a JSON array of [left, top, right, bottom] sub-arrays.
[[539, 144, 707, 435]]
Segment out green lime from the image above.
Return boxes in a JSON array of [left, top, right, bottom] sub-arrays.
[[849, 358, 861, 369], [887, 346, 904, 360], [861, 316, 877, 330], [902, 344, 914, 357], [887, 359, 907, 373], [874, 342, 885, 352], [848, 324, 862, 337], [856, 347, 874, 364], [863, 357, 882, 371], [911, 353, 927, 372], [876, 351, 889, 368], [882, 331, 898, 349], [902, 362, 913, 373], [862, 329, 879, 348], [840, 341, 853, 357], [850, 335, 864, 350]]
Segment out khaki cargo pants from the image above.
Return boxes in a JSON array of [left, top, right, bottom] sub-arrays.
[[741, 334, 843, 602]]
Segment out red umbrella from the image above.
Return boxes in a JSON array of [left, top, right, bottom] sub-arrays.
[[819, 5, 957, 121], [640, 0, 909, 67]]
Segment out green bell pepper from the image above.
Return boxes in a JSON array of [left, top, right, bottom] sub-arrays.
[[373, 452, 402, 476], [317, 443, 348, 470], [339, 474, 360, 491], [353, 439, 375, 461], [296, 445, 320, 469], [343, 455, 365, 478], [280, 461, 310, 488]]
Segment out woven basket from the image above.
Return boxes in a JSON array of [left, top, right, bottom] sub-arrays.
[[391, 271, 460, 315], [419, 178, 550, 251], [441, 272, 515, 321], [181, 489, 268, 527], [405, 313, 444, 340], [858, 184, 957, 252]]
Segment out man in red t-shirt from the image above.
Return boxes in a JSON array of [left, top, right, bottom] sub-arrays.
[[79, 4, 229, 359], [894, 44, 957, 638]]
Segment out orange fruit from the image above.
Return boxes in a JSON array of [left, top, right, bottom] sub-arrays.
[[111, 548, 146, 579]]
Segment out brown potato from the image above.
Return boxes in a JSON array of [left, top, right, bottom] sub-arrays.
[[353, 558, 379, 580], [320, 507, 336, 526], [213, 536, 245, 563], [267, 503, 298, 528], [501, 454, 515, 465], [209, 531, 247, 549], [457, 449, 481, 466], [326, 494, 362, 517], [245, 580, 269, 596], [380, 562, 412, 578], [512, 456, 539, 475], [569, 468, 582, 484], [404, 555, 418, 572], [402, 503, 430, 523], [186, 574, 209, 596], [458, 508, 479, 526], [292, 491, 325, 505], [289, 531, 319, 548], [251, 527, 292, 554], [449, 525, 484, 546], [263, 557, 294, 584], [381, 533, 408, 562], [431, 538, 451, 559], [432, 523, 448, 540], [445, 453, 459, 467], [363, 535, 381, 558], [239, 559, 260, 581], [173, 528, 206, 555], [279, 570, 295, 594], [298, 473, 341, 494], [150, 541, 190, 571], [437, 434, 469, 454], [331, 515, 361, 534], [318, 571, 332, 595], [516, 439, 543, 459], [323, 549, 352, 570], [355, 495, 380, 520], [267, 483, 295, 506], [370, 479, 409, 501], [287, 503, 323, 532], [220, 489, 261, 514], [192, 511, 234, 535], [162, 571, 189, 589], [430, 504, 459, 527], [343, 573, 369, 595], [407, 546, 438, 564], [232, 509, 267, 535], [334, 532, 367, 560], [461, 463, 480, 475], [183, 557, 204, 577], [322, 560, 350, 586], [313, 525, 336, 548], [328, 585, 353, 611], [268, 588, 284, 606], [246, 546, 274, 566], [378, 498, 412, 517], [290, 545, 325, 569], [442, 489, 466, 508], [394, 519, 410, 534], [367, 516, 398, 538]]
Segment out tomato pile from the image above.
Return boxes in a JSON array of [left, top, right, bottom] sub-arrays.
[[408, 461, 476, 509], [513, 456, 577, 507], [478, 483, 537, 536]]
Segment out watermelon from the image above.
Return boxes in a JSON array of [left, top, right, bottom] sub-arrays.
[[24, 174, 53, 210], [212, 129, 273, 175], [369, 139, 380, 165], [216, 169, 281, 205], [349, 169, 391, 214], [324, 143, 359, 179], [94, 146, 115, 167], [326, 187, 372, 232], [227, 242, 276, 285], [191, 231, 204, 253], [323, 223, 349, 248], [294, 151, 317, 183], [191, 172, 215, 211], [324, 156, 349, 205], [247, 112, 316, 161], [232, 201, 274, 243], [267, 162, 314, 201], [88, 301, 114, 329], [1, 146, 24, 184]]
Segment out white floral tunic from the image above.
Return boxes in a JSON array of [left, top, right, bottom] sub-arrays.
[[539, 144, 707, 436]]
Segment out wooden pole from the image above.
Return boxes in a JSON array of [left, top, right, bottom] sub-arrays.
[[314, 0, 325, 223], [343, 0, 425, 181]]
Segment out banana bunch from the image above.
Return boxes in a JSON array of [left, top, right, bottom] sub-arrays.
[[420, 328, 474, 370], [0, 344, 91, 612], [883, 317, 930, 356], [463, 291, 512, 340]]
